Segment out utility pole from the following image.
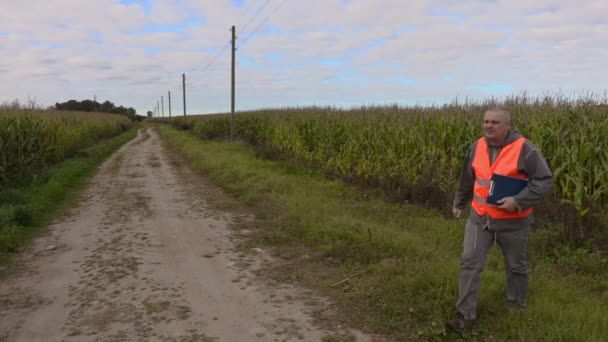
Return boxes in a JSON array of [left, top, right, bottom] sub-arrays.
[[168, 91, 172, 117], [182, 73, 186, 116], [161, 96, 164, 117], [231, 25, 236, 142], [157, 100, 160, 118]]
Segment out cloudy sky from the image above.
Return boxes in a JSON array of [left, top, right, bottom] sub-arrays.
[[1, 0, 607, 115]]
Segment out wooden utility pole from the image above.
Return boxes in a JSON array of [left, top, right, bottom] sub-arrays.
[[161, 96, 164, 117], [231, 25, 236, 142], [157, 100, 160, 117], [182, 73, 186, 116], [168, 91, 172, 117]]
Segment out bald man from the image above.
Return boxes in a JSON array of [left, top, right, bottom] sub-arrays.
[[447, 108, 553, 332]]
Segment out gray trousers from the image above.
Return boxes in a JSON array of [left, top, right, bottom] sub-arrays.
[[456, 219, 530, 320]]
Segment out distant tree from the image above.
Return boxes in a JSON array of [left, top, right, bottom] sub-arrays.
[[80, 99, 95, 111], [99, 100, 115, 113], [147, 111, 153, 117], [54, 98, 144, 121], [56, 99, 81, 111]]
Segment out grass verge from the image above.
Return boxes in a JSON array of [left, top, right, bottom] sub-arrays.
[[157, 124, 606, 341], [0, 124, 140, 272]]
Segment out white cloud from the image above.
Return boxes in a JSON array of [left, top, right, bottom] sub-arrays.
[[0, 0, 606, 114]]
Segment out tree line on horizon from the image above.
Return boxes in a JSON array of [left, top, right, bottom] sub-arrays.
[[54, 99, 145, 121]]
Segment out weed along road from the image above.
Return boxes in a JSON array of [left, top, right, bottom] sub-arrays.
[[0, 127, 373, 342]]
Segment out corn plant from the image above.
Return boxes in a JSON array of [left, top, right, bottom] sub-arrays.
[[154, 95, 608, 245], [0, 109, 132, 189]]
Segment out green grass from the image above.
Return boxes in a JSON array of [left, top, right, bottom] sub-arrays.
[[0, 124, 139, 271], [157, 124, 607, 341], [153, 97, 608, 248]]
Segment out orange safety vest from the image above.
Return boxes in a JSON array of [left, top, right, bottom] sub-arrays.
[[471, 136, 532, 219]]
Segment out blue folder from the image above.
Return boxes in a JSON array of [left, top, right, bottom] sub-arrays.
[[487, 173, 529, 205]]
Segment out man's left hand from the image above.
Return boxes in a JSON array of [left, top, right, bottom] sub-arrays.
[[496, 197, 518, 212]]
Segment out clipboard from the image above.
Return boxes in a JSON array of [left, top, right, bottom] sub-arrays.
[[487, 173, 528, 205]]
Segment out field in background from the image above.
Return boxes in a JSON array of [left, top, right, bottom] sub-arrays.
[[0, 107, 136, 262], [152, 95, 608, 251], [157, 124, 607, 341], [0, 108, 132, 190]]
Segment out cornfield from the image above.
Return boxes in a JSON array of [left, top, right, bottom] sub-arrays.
[[155, 95, 608, 246], [0, 109, 132, 189]]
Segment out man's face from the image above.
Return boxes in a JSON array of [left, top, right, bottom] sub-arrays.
[[483, 110, 511, 143]]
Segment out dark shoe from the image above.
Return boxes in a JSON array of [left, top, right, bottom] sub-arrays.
[[446, 312, 474, 333]]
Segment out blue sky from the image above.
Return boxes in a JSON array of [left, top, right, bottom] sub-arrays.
[[1, 0, 607, 115]]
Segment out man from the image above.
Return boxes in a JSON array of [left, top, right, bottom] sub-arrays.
[[447, 108, 553, 332]]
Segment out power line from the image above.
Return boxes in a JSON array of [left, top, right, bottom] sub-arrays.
[[192, 0, 283, 75], [236, 0, 262, 24], [240, 0, 272, 35], [197, 41, 232, 74], [161, 1, 289, 115], [239, 0, 287, 47], [171, 3, 252, 79]]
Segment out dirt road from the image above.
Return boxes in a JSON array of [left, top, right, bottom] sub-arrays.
[[0, 128, 372, 342]]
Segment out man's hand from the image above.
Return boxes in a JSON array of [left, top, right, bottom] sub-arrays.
[[497, 197, 518, 212], [452, 207, 463, 218]]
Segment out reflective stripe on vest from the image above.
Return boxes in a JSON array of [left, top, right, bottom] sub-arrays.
[[471, 136, 532, 219]]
